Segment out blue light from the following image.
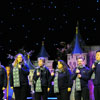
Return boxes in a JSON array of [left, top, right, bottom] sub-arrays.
[[26, 97, 58, 99], [54, 6, 56, 8], [27, 97, 33, 99], [48, 97, 57, 99], [97, 0, 99, 2]]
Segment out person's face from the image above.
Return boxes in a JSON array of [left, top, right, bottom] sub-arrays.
[[77, 58, 84, 66], [17, 55, 23, 63], [58, 61, 63, 69], [96, 52, 100, 61], [38, 60, 44, 67]]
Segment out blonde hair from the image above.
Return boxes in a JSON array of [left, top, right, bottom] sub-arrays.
[[12, 53, 26, 67]]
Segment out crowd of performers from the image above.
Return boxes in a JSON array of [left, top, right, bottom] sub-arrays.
[[1, 50, 100, 100]]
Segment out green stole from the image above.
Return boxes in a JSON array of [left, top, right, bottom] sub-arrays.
[[54, 69, 62, 93], [13, 64, 20, 87], [35, 66, 45, 92], [75, 66, 83, 91], [91, 60, 100, 79], [91, 72, 95, 79]]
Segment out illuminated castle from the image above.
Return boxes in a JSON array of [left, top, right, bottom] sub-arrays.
[[67, 22, 100, 100], [67, 21, 87, 72]]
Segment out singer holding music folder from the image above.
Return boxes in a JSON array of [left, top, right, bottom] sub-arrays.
[[89, 50, 100, 100], [72, 57, 90, 100], [51, 60, 72, 100], [10, 53, 29, 100], [33, 57, 51, 100]]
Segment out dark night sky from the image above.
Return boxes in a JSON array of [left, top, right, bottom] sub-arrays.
[[0, 0, 99, 65]]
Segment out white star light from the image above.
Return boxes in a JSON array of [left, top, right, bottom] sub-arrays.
[[36, 43, 39, 45], [22, 24, 25, 28], [54, 6, 56, 8], [9, 27, 12, 30], [9, 40, 12, 43], [13, 7, 16, 10], [11, 14, 14, 16], [1, 20, 3, 24]]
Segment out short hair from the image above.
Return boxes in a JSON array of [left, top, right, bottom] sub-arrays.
[[38, 57, 45, 63], [96, 50, 100, 53]]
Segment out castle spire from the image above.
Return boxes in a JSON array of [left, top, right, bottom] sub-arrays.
[[38, 41, 49, 57], [72, 21, 83, 54]]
